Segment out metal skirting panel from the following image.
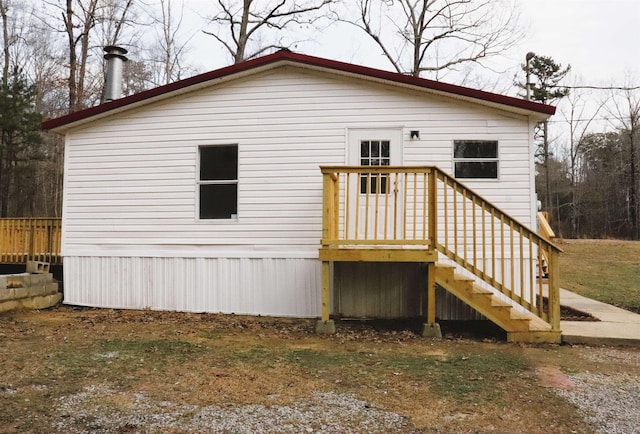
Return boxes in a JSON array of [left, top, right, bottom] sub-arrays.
[[63, 256, 321, 317], [334, 262, 424, 319]]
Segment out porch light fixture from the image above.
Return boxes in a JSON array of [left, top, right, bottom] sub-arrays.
[[410, 130, 420, 139]]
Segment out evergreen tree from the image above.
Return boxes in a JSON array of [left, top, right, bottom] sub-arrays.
[[518, 55, 570, 224], [0, 69, 43, 216]]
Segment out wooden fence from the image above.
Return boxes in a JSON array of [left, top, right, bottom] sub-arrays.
[[0, 218, 62, 265]]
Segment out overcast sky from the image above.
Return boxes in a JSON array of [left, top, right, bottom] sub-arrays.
[[518, 0, 639, 85], [185, 0, 639, 89]]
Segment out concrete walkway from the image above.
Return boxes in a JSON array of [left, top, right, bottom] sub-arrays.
[[560, 288, 640, 346]]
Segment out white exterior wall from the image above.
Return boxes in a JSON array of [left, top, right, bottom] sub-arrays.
[[62, 66, 536, 315]]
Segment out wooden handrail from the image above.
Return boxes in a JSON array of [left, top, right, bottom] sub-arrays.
[[432, 167, 561, 331], [0, 218, 62, 265], [320, 165, 562, 332], [537, 211, 555, 240]]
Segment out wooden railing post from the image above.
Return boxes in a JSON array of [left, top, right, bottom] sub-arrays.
[[332, 173, 339, 241], [428, 169, 437, 249], [318, 169, 337, 333], [28, 219, 36, 262], [547, 247, 561, 331], [321, 172, 334, 245]]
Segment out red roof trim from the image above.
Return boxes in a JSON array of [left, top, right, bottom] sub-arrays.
[[41, 50, 555, 130]]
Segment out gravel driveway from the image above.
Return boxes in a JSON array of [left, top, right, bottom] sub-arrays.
[[55, 386, 420, 433]]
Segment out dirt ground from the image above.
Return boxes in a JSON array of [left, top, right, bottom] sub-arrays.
[[1, 306, 638, 433]]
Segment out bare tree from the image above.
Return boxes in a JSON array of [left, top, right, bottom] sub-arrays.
[[561, 85, 605, 236], [204, 0, 332, 64], [606, 85, 640, 239], [53, 0, 101, 112], [334, 0, 522, 78], [0, 0, 10, 83], [146, 0, 195, 85], [96, 0, 136, 46], [41, 0, 147, 110]]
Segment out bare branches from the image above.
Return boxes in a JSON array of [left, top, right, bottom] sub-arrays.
[[144, 0, 196, 86], [203, 0, 332, 63], [335, 0, 523, 78]]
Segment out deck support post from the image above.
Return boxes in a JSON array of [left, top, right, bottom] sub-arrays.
[[548, 249, 561, 332], [422, 261, 442, 338], [316, 260, 335, 334]]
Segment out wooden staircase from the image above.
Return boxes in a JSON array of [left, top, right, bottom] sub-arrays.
[[434, 263, 560, 343], [318, 166, 563, 343]]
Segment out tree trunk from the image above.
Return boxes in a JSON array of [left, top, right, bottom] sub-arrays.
[[234, 0, 251, 63], [65, 0, 78, 113], [0, 0, 9, 84], [630, 128, 638, 239]]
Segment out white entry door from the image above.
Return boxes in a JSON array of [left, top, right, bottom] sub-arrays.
[[348, 129, 403, 241]]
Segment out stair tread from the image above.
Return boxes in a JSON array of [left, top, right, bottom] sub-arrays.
[[454, 276, 475, 282], [527, 315, 553, 331], [470, 285, 493, 295], [510, 310, 533, 320], [434, 262, 554, 336]]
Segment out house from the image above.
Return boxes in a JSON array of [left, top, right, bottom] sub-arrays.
[[42, 50, 561, 343]]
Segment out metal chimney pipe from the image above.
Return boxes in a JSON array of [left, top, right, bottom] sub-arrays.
[[103, 45, 128, 102]]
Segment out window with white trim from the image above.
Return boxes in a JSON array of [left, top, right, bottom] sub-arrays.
[[198, 145, 238, 219], [453, 140, 498, 179]]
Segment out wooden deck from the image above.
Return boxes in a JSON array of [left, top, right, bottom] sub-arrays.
[[0, 218, 62, 265], [318, 166, 562, 343]]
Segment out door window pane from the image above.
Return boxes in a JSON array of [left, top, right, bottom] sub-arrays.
[[360, 139, 390, 193]]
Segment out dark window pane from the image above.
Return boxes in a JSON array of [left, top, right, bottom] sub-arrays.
[[371, 158, 380, 166], [455, 162, 498, 179], [360, 175, 369, 194], [379, 174, 388, 193], [200, 146, 238, 181], [361, 141, 369, 158], [200, 184, 237, 219], [381, 140, 390, 158], [371, 175, 378, 194], [361, 158, 369, 166], [371, 141, 380, 157], [360, 174, 388, 194], [454, 140, 497, 159]]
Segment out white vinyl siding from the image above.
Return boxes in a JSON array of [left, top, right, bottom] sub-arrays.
[[62, 68, 535, 259], [61, 66, 537, 316]]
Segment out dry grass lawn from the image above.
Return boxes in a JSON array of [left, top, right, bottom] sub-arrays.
[[1, 239, 638, 432], [558, 239, 640, 313], [1, 306, 636, 433]]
